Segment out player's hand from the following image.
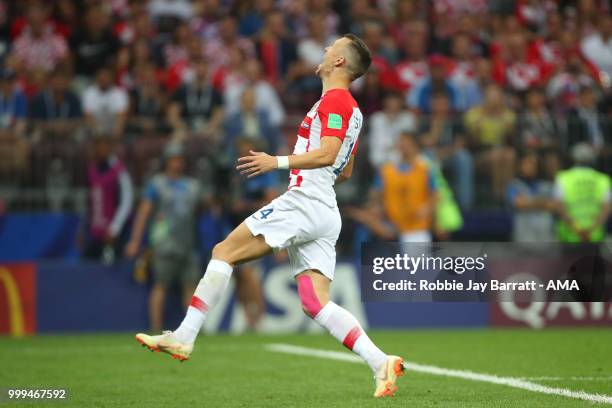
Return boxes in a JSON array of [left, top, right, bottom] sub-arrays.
[[236, 150, 277, 178]]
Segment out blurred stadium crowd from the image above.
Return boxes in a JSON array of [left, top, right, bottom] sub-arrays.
[[0, 0, 611, 256]]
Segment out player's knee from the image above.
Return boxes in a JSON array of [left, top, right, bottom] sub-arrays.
[[211, 240, 236, 265], [296, 275, 323, 319]]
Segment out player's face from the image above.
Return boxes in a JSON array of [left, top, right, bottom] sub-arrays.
[[316, 37, 348, 77]]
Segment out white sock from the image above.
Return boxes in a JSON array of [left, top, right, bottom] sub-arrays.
[[314, 301, 387, 373], [173, 259, 233, 344]]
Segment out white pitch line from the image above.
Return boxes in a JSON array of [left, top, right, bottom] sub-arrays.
[[520, 376, 612, 382], [265, 343, 612, 405]]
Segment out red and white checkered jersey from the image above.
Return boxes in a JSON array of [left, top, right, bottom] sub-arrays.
[[288, 88, 362, 207]]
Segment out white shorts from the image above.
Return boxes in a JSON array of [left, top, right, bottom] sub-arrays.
[[244, 190, 341, 280]]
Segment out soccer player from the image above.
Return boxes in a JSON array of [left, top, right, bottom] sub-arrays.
[[136, 34, 405, 398]]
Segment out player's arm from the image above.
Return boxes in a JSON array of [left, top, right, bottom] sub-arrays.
[[236, 136, 342, 178]]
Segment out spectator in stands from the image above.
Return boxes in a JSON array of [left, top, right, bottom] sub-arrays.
[[408, 54, 461, 114], [387, 0, 423, 46], [224, 86, 281, 156], [352, 66, 385, 115], [128, 64, 168, 136], [211, 45, 247, 93], [224, 58, 285, 127], [256, 11, 297, 88], [191, 0, 224, 40], [555, 143, 611, 243], [167, 57, 223, 138], [360, 20, 401, 91], [566, 86, 611, 172], [530, 13, 571, 70], [464, 83, 516, 202], [368, 91, 416, 168], [148, 0, 193, 34], [69, 5, 120, 80], [114, 40, 158, 92], [361, 18, 397, 68], [30, 68, 83, 137], [394, 21, 429, 93], [373, 132, 439, 243], [85, 135, 133, 262], [165, 36, 205, 93], [581, 14, 612, 80], [547, 52, 599, 114], [448, 33, 482, 111], [237, 0, 274, 37], [83, 66, 129, 138], [506, 152, 555, 243], [293, 13, 336, 93], [430, 0, 488, 46], [161, 22, 192, 68], [518, 87, 561, 179], [0, 68, 28, 178], [492, 30, 549, 93], [205, 15, 254, 73], [10, 4, 68, 74], [113, 5, 152, 46], [420, 92, 474, 210], [474, 57, 495, 93], [516, 0, 556, 33], [126, 142, 205, 332], [306, 0, 340, 39], [340, 0, 380, 35]]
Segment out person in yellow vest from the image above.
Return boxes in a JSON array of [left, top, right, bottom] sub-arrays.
[[555, 143, 611, 243], [374, 132, 439, 243]]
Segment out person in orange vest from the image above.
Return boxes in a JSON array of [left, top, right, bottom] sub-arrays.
[[373, 132, 439, 243]]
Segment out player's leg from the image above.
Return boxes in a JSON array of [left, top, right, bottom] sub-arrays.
[[136, 194, 299, 359], [172, 222, 271, 343], [292, 237, 405, 397], [136, 222, 272, 359], [296, 269, 404, 397], [295, 269, 389, 371]]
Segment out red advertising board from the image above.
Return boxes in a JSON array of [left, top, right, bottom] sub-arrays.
[[487, 256, 612, 328], [490, 301, 612, 328], [0, 263, 36, 335]]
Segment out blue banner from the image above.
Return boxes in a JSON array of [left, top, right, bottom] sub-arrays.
[[34, 260, 488, 333]]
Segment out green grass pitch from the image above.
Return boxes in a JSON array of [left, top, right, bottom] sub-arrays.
[[0, 329, 611, 407]]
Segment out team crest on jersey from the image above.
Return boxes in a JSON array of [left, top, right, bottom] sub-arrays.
[[298, 116, 313, 138]]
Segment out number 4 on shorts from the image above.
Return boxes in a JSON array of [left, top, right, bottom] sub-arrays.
[[259, 208, 273, 219]]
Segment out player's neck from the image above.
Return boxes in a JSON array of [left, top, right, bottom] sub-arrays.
[[321, 73, 350, 94]]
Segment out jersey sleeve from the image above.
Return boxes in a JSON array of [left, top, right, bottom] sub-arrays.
[[351, 139, 359, 155], [317, 93, 353, 140]]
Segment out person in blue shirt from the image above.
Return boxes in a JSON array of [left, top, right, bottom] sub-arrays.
[[126, 142, 206, 332], [407, 54, 462, 114], [506, 152, 555, 243], [0, 68, 28, 177], [30, 69, 83, 136]]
